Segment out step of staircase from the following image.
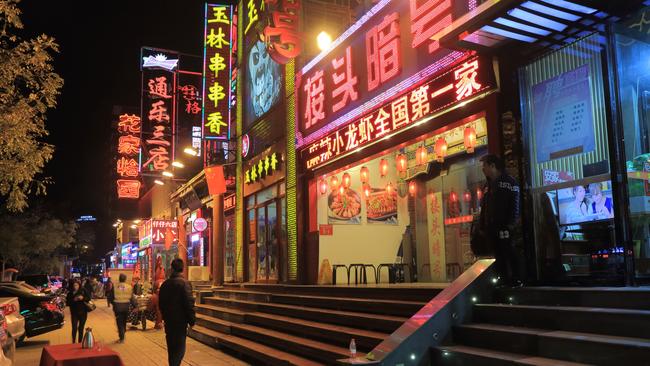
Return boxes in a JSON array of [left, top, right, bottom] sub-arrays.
[[432, 345, 591, 366], [189, 325, 324, 366], [496, 287, 650, 310], [203, 296, 406, 333]]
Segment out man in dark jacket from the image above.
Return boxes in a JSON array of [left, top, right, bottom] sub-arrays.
[[159, 258, 196, 366], [479, 154, 522, 287]]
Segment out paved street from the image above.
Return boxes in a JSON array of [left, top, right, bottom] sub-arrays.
[[14, 300, 249, 366]]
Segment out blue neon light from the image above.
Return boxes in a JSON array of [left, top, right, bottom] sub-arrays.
[[540, 0, 597, 14], [481, 25, 537, 43], [521, 1, 580, 21], [493, 17, 551, 36], [508, 8, 567, 32]]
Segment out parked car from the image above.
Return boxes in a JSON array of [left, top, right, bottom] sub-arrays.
[[0, 307, 15, 364], [0, 283, 64, 338], [0, 298, 25, 345], [16, 274, 52, 294]]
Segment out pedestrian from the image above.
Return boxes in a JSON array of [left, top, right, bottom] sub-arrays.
[[83, 277, 94, 300], [159, 259, 196, 366], [66, 279, 90, 343], [148, 283, 163, 330], [112, 273, 133, 343], [479, 154, 522, 287], [105, 277, 114, 308], [132, 277, 143, 296]]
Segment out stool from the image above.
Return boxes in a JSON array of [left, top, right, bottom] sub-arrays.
[[377, 263, 394, 284], [332, 264, 349, 285], [363, 264, 377, 284], [349, 264, 369, 285]]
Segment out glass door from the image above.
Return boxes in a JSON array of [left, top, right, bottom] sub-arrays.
[[256, 206, 267, 281]]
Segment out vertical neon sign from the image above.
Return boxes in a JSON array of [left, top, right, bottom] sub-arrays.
[[202, 3, 234, 141], [116, 114, 142, 199]]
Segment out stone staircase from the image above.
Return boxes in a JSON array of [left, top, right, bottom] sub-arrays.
[[432, 287, 650, 365], [188, 283, 442, 365]]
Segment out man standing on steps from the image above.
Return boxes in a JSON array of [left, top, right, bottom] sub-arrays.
[[159, 258, 196, 366], [479, 154, 522, 287]]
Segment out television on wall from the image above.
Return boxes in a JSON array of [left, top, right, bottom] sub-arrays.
[[558, 180, 614, 226]]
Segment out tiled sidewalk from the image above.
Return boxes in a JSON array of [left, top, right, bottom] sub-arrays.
[[14, 300, 248, 365]]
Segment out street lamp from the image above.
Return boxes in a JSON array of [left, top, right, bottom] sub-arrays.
[[317, 31, 332, 51]]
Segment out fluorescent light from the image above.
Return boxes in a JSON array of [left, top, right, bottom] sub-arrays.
[[520, 1, 580, 21], [162, 171, 174, 177], [172, 161, 185, 168], [540, 0, 597, 14], [112, 223, 118, 227], [481, 25, 538, 43], [184, 147, 198, 156], [508, 8, 567, 32], [154, 180, 165, 185], [493, 17, 551, 36], [133, 219, 140, 224], [130, 225, 137, 229]]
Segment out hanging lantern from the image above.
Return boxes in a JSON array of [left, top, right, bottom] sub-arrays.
[[363, 184, 371, 198], [449, 189, 458, 202], [416, 145, 428, 165], [319, 179, 328, 195], [434, 137, 448, 163], [330, 175, 339, 191], [386, 182, 394, 195], [409, 181, 417, 196], [463, 190, 472, 202], [339, 185, 345, 195], [342, 172, 351, 189], [476, 187, 483, 201], [379, 158, 389, 177], [464, 126, 477, 153], [396, 154, 407, 173], [360, 166, 369, 184]]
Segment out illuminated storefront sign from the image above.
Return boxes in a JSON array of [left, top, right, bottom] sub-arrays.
[[262, 0, 302, 64], [151, 220, 178, 245], [203, 3, 234, 140], [142, 54, 179, 71], [301, 57, 495, 170], [116, 114, 142, 199], [141, 66, 175, 172], [244, 152, 281, 184], [177, 72, 203, 158], [297, 0, 481, 145], [224, 193, 236, 211], [121, 244, 137, 266]]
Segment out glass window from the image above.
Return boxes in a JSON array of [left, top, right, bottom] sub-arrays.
[[258, 185, 277, 204]]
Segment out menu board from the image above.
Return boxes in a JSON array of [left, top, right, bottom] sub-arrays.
[[532, 65, 596, 163]]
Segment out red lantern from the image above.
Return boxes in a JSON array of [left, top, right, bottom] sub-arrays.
[[386, 182, 394, 195], [339, 185, 345, 195], [342, 172, 351, 189], [360, 166, 369, 184], [476, 187, 483, 201], [396, 154, 407, 173], [434, 137, 448, 163], [416, 145, 428, 165], [379, 158, 389, 177], [330, 176, 339, 191], [463, 190, 471, 202], [449, 189, 458, 202], [464, 126, 477, 153], [319, 179, 328, 195], [363, 184, 370, 198], [409, 181, 417, 196]]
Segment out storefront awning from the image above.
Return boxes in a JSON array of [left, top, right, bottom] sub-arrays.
[[432, 0, 646, 52]]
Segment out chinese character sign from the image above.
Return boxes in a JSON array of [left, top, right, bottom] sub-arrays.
[[301, 56, 494, 171], [116, 114, 141, 199], [176, 72, 204, 168], [262, 0, 302, 64], [141, 67, 175, 172], [151, 220, 178, 245], [297, 0, 471, 139], [203, 4, 234, 140]]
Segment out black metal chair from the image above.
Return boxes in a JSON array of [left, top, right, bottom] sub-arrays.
[[332, 264, 349, 285], [349, 263, 370, 285], [363, 264, 377, 284], [376, 263, 393, 284]]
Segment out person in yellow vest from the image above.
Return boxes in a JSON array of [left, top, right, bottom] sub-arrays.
[[113, 273, 133, 343]]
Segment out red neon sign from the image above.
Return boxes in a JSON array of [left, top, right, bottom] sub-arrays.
[[263, 0, 302, 64], [366, 12, 402, 91], [116, 114, 141, 199], [117, 179, 141, 199], [142, 67, 175, 172], [302, 56, 494, 171]]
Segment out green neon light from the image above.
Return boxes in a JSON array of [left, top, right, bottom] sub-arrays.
[[286, 59, 298, 281], [235, 0, 245, 282]]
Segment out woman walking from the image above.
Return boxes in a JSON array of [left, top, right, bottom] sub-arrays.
[[66, 279, 90, 343]]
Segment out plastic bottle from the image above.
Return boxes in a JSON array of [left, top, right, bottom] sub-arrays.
[[349, 338, 357, 357]]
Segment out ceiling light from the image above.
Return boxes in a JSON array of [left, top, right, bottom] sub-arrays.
[[154, 180, 165, 185], [130, 225, 137, 229], [184, 147, 198, 156], [162, 171, 174, 177], [172, 161, 185, 168], [133, 219, 140, 224], [317, 31, 333, 51]]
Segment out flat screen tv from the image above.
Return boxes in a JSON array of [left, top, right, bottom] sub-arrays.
[[558, 180, 614, 226]]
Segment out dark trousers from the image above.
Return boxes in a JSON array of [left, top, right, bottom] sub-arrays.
[[70, 311, 87, 343], [493, 235, 520, 285], [113, 303, 129, 341], [165, 324, 187, 366]]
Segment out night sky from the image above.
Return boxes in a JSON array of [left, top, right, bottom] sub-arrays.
[[18, 1, 208, 255]]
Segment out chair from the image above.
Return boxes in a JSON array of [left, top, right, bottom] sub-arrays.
[[349, 263, 370, 285], [376, 263, 393, 284], [363, 264, 377, 284], [332, 264, 349, 285]]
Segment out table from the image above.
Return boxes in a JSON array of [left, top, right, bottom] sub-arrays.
[[39, 343, 124, 366]]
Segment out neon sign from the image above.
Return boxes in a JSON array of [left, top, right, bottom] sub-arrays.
[[142, 54, 179, 71], [297, 0, 478, 146], [301, 57, 495, 171], [116, 114, 141, 199], [244, 152, 281, 184], [151, 219, 178, 245], [141, 66, 175, 172], [262, 0, 302, 64], [203, 3, 234, 140], [177, 72, 203, 160]]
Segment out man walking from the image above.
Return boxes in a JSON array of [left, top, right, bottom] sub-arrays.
[[112, 274, 132, 343], [479, 154, 522, 287], [159, 259, 196, 366]]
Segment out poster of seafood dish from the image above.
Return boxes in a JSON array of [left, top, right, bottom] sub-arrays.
[[365, 188, 398, 225], [328, 189, 362, 224]]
